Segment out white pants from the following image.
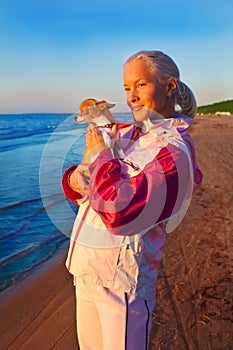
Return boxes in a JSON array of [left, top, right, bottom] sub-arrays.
[[75, 279, 155, 350]]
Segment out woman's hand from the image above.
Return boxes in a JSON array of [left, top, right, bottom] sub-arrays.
[[111, 123, 120, 149], [82, 123, 107, 163], [111, 123, 124, 158], [69, 165, 90, 198]]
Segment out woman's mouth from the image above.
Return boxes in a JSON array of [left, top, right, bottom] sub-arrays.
[[131, 104, 144, 112]]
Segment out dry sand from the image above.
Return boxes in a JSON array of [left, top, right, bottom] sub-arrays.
[[0, 115, 232, 350], [150, 115, 233, 349]]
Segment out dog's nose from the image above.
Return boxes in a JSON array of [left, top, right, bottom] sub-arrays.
[[75, 114, 86, 124]]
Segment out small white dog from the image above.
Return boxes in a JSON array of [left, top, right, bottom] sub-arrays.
[[73, 99, 124, 199], [75, 98, 116, 148]]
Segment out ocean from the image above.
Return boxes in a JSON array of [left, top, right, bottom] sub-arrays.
[[0, 112, 133, 292]]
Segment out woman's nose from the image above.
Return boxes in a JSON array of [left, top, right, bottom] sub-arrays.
[[127, 89, 139, 104]]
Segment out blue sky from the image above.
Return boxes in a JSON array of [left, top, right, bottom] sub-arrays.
[[0, 0, 232, 113]]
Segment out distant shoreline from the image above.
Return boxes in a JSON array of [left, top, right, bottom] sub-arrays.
[[1, 112, 233, 117]]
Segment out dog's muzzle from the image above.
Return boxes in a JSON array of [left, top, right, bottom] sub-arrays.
[[74, 115, 86, 124]]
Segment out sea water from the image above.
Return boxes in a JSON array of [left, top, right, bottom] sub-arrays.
[[0, 113, 133, 292]]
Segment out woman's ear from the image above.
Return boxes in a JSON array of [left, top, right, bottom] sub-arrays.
[[167, 77, 178, 97]]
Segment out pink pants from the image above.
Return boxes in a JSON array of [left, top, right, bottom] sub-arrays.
[[75, 279, 155, 350]]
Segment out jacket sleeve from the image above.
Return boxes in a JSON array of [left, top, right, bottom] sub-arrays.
[[89, 145, 191, 236], [62, 165, 83, 206]]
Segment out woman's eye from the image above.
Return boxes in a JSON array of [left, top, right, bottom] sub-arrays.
[[124, 87, 130, 91], [138, 83, 146, 88]]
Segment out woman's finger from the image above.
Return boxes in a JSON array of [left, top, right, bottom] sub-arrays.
[[86, 127, 104, 146], [111, 123, 119, 138]]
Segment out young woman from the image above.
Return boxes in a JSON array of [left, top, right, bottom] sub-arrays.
[[62, 50, 202, 350]]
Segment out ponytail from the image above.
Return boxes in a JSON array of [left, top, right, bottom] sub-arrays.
[[175, 80, 197, 119]]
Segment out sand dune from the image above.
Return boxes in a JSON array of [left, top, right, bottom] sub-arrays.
[[0, 115, 232, 350]]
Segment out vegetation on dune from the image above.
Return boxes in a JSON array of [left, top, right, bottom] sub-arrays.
[[197, 100, 233, 114]]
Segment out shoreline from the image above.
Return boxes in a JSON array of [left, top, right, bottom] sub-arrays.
[[0, 241, 70, 300]]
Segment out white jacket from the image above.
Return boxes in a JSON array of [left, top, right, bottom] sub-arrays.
[[62, 115, 202, 300]]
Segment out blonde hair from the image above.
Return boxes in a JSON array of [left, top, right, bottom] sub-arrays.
[[124, 50, 197, 118]]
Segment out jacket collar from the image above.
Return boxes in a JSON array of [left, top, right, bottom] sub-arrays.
[[141, 113, 192, 137]]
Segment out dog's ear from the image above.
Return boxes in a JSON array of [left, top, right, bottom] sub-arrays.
[[96, 100, 115, 111], [80, 99, 97, 111], [78, 99, 100, 120]]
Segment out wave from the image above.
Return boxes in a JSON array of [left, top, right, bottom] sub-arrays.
[[0, 124, 79, 141], [0, 237, 68, 292], [0, 230, 20, 242], [0, 233, 66, 267], [0, 129, 77, 153], [0, 126, 14, 134], [0, 113, 82, 153], [0, 197, 42, 211], [0, 192, 62, 211], [0, 193, 67, 242], [0, 128, 52, 140]]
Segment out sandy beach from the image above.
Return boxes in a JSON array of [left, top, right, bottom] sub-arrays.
[[0, 115, 232, 350], [0, 244, 78, 350]]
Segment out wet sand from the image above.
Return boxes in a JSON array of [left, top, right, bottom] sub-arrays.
[[0, 245, 78, 350], [0, 115, 232, 349]]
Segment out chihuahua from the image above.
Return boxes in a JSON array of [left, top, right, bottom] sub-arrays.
[[75, 98, 116, 148], [74, 99, 124, 193]]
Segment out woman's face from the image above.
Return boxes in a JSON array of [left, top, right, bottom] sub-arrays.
[[123, 60, 173, 121]]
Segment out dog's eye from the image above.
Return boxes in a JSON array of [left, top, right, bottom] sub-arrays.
[[80, 109, 89, 116]]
